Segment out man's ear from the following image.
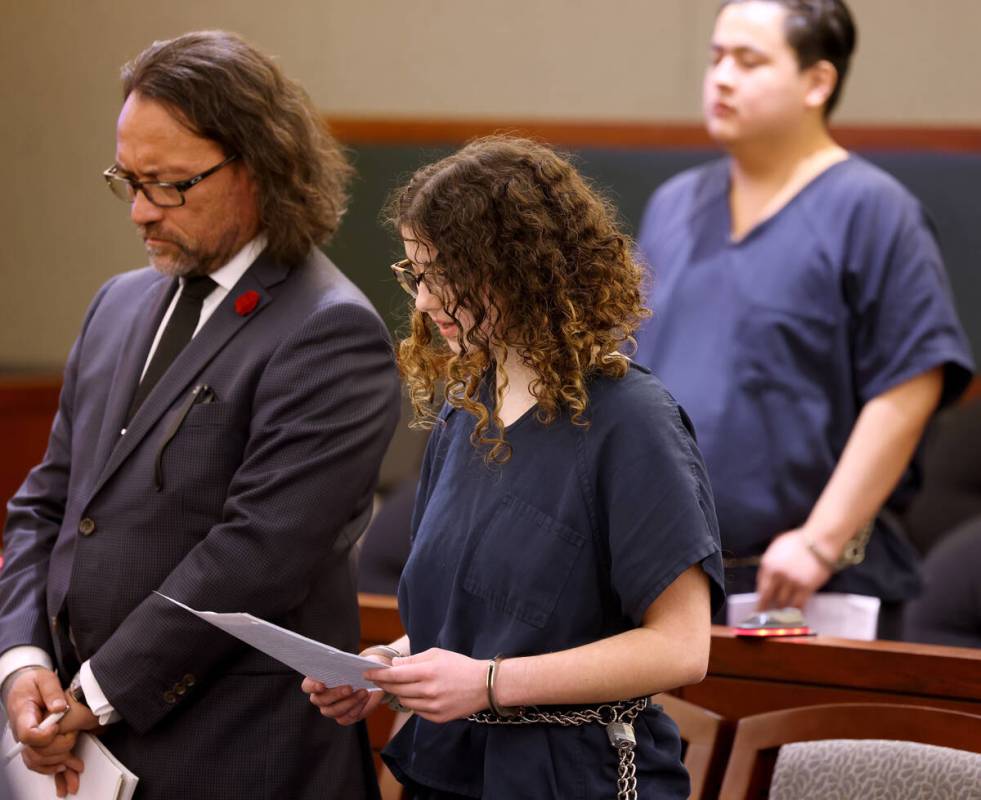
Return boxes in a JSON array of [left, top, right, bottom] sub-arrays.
[[804, 59, 838, 111]]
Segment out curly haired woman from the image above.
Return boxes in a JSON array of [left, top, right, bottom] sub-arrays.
[[304, 136, 725, 799]]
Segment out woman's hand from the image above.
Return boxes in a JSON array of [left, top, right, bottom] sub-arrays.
[[365, 648, 488, 723], [302, 653, 390, 726]]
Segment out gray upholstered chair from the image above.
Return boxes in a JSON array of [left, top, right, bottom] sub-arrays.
[[719, 703, 981, 800]]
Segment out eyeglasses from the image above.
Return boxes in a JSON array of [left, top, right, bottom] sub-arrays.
[[102, 154, 239, 208], [390, 258, 443, 297]]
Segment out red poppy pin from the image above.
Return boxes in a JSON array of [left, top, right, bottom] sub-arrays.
[[234, 290, 261, 317]]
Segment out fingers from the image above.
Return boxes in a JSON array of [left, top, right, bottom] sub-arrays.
[[301, 677, 325, 694], [35, 670, 68, 716], [14, 709, 62, 749], [365, 656, 431, 687], [305, 684, 371, 724], [21, 735, 82, 770], [757, 569, 808, 611], [64, 767, 81, 795], [755, 569, 776, 611], [331, 693, 372, 725], [53, 766, 81, 799], [758, 571, 793, 610]]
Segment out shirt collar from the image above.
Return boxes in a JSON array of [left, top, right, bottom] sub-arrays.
[[181, 233, 268, 292]]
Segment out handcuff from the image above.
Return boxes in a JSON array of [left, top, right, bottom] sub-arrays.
[[359, 645, 411, 712]]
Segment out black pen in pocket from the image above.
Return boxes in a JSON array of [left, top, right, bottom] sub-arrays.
[[154, 384, 217, 491]]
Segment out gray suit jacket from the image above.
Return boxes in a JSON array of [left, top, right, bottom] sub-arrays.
[[0, 247, 400, 799]]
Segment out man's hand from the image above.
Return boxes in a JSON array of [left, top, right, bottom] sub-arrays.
[[366, 648, 488, 724], [59, 688, 102, 733], [756, 529, 832, 611], [5, 667, 84, 797]]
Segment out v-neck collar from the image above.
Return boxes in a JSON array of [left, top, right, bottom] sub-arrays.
[[725, 154, 853, 246]]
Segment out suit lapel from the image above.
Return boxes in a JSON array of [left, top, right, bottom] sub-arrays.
[[88, 250, 289, 500], [90, 275, 176, 479]]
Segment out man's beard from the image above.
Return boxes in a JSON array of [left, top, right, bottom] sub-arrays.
[[140, 223, 244, 278]]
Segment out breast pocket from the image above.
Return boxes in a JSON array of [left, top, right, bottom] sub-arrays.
[[157, 401, 248, 514], [736, 304, 839, 398], [462, 493, 586, 629]]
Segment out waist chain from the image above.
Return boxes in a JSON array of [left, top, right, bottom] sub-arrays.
[[468, 696, 653, 800]]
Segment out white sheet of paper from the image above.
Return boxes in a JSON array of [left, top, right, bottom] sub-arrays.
[[156, 593, 387, 690], [727, 592, 881, 640], [3, 727, 138, 800]]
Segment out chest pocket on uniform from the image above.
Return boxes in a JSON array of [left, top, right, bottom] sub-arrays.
[[462, 493, 586, 629]]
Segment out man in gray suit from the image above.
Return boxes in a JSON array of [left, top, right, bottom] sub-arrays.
[[0, 31, 399, 799]]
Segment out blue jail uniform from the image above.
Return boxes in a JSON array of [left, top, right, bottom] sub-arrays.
[[383, 364, 725, 799], [633, 156, 974, 602]]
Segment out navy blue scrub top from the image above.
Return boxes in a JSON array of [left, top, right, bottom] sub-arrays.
[[633, 156, 973, 601], [383, 364, 724, 799]]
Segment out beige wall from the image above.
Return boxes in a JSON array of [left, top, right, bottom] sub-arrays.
[[2, 0, 979, 369]]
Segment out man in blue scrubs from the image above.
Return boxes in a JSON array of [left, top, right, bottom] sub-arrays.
[[633, 0, 973, 637]]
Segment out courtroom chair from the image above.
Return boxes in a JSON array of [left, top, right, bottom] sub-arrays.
[[655, 693, 734, 800], [718, 702, 981, 800]]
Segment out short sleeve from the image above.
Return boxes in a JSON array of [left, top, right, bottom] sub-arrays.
[[846, 190, 973, 407], [593, 375, 725, 624]]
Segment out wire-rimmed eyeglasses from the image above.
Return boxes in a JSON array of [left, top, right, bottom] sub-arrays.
[[390, 258, 443, 298], [102, 154, 239, 208]]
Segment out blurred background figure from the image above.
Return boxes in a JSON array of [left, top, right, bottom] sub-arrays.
[[632, 0, 973, 639]]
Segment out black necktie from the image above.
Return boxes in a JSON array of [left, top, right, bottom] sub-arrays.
[[127, 275, 217, 421]]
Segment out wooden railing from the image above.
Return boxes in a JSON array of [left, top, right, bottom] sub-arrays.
[[0, 374, 61, 539], [326, 116, 981, 152], [680, 627, 981, 719]]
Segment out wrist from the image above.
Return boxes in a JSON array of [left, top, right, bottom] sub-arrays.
[[359, 645, 411, 713], [800, 529, 838, 572], [801, 520, 874, 573], [67, 671, 88, 709], [1, 665, 43, 707], [486, 655, 522, 718], [359, 644, 404, 663]]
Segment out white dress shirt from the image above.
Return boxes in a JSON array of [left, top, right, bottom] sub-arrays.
[[0, 234, 266, 723]]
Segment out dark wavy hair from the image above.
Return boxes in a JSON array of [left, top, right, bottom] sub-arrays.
[[390, 136, 649, 463], [720, 0, 856, 117], [122, 30, 353, 265]]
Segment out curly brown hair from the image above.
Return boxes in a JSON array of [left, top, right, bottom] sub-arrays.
[[390, 135, 649, 462], [122, 30, 353, 265]]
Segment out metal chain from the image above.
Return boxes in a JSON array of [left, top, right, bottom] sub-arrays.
[[469, 697, 650, 800], [615, 736, 638, 800]]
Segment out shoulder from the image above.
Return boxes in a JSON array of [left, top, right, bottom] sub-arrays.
[[82, 267, 167, 324], [586, 362, 699, 456], [267, 249, 391, 342], [280, 249, 381, 315], [97, 266, 165, 299], [644, 159, 728, 222], [805, 156, 925, 226], [638, 159, 728, 258]]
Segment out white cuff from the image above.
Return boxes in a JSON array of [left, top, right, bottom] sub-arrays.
[[0, 646, 53, 692], [79, 661, 121, 725]]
